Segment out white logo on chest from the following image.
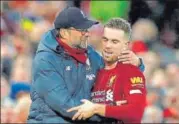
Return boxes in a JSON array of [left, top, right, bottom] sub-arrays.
[[65, 66, 71, 71], [86, 74, 95, 81]]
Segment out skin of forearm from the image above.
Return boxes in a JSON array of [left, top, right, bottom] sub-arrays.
[[93, 103, 106, 116]]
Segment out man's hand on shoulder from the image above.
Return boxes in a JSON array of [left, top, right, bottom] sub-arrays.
[[118, 50, 141, 67]]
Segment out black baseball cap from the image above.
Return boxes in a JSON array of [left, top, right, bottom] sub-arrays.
[[54, 7, 99, 30]]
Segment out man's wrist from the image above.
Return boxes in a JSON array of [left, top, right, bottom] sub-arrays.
[[93, 103, 99, 114], [93, 104, 105, 116]]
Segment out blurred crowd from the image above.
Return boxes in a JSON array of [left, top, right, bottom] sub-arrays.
[[1, 0, 179, 123]]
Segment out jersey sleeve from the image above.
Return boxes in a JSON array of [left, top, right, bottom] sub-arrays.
[[105, 65, 146, 123]]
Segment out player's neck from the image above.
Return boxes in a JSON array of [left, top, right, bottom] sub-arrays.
[[104, 61, 118, 70]]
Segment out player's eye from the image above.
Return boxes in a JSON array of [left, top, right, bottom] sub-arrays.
[[102, 37, 108, 42], [112, 40, 119, 44]]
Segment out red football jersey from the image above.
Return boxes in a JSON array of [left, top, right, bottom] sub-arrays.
[[91, 62, 146, 123]]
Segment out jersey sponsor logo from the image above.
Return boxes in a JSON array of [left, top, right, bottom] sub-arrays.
[[106, 89, 113, 102], [91, 90, 105, 97], [130, 77, 143, 84], [107, 75, 116, 87], [129, 89, 142, 94], [92, 97, 105, 103], [91, 90, 106, 103], [86, 74, 95, 81]]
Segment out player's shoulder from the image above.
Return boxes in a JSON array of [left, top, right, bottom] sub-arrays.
[[117, 63, 140, 71], [117, 63, 144, 76], [116, 63, 145, 86]]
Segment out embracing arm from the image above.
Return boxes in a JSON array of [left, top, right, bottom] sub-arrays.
[[118, 50, 145, 72]]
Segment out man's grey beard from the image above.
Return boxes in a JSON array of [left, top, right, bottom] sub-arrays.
[[76, 38, 88, 49]]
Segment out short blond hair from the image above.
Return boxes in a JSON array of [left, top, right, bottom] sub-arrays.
[[104, 18, 132, 40]]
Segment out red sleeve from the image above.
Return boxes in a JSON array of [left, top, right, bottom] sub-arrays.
[[105, 65, 146, 123]]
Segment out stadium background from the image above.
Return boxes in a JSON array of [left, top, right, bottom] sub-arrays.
[[1, 0, 179, 123]]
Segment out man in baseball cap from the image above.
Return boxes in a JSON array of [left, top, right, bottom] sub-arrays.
[[27, 7, 101, 123], [54, 7, 99, 49], [54, 7, 99, 30]]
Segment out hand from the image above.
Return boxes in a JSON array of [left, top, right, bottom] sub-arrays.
[[67, 99, 96, 120], [118, 50, 140, 67]]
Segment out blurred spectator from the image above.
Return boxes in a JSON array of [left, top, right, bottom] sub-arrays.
[[129, 0, 179, 49], [13, 93, 31, 123], [165, 64, 179, 89], [12, 83, 31, 123], [1, 11, 17, 35], [150, 68, 168, 88], [160, 25, 177, 48], [1, 41, 16, 80], [1, 107, 20, 123], [11, 54, 32, 83], [1, 82, 31, 123], [10, 34, 31, 55], [151, 42, 179, 66], [9, 82, 31, 100], [1, 75, 17, 123], [142, 105, 163, 123], [1, 75, 14, 108], [29, 21, 51, 43], [29, 20, 51, 55], [139, 51, 161, 81], [130, 40, 148, 54], [163, 88, 179, 122], [131, 18, 158, 44], [146, 86, 165, 109]]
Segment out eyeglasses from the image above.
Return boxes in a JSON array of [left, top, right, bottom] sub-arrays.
[[68, 28, 89, 35]]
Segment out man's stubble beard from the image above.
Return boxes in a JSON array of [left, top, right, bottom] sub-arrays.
[[103, 53, 118, 66], [77, 36, 88, 49], [72, 38, 88, 49]]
